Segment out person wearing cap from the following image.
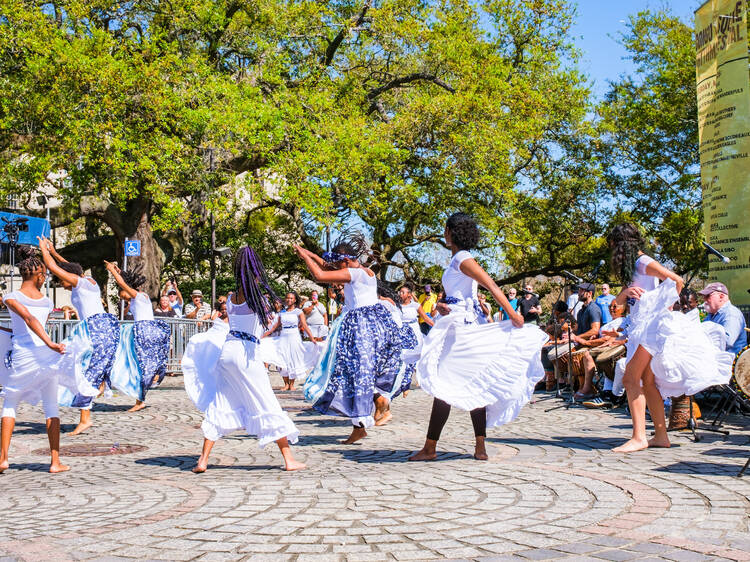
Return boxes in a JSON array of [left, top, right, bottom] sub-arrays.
[[184, 289, 212, 320], [417, 284, 438, 335], [162, 280, 183, 317], [700, 282, 747, 355]]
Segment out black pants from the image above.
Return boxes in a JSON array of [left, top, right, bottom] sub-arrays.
[[426, 398, 486, 441]]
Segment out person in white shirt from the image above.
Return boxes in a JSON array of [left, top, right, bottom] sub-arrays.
[[302, 290, 328, 339]]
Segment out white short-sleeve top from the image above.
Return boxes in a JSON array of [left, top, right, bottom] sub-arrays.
[[441, 250, 477, 302], [343, 267, 378, 309], [130, 292, 154, 321], [401, 300, 420, 325], [630, 255, 660, 292], [4, 291, 53, 347], [71, 277, 105, 320], [280, 308, 302, 329]]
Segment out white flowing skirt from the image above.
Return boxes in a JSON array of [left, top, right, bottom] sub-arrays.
[[410, 311, 547, 428], [263, 330, 320, 379], [201, 338, 299, 447], [626, 279, 733, 397], [182, 320, 230, 412]]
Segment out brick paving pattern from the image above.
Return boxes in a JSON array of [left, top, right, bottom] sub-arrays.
[[0, 374, 748, 561]]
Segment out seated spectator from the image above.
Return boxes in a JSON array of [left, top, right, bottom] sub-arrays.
[[184, 289, 212, 320], [700, 282, 747, 354], [154, 295, 177, 318]]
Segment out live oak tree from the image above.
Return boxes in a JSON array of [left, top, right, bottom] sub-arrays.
[[1, 0, 597, 292]]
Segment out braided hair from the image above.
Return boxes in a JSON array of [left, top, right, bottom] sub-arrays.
[[234, 246, 279, 330], [607, 223, 646, 285], [120, 263, 147, 290], [323, 231, 371, 265], [16, 246, 45, 280]]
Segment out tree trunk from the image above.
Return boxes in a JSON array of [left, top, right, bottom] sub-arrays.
[[115, 212, 164, 300]]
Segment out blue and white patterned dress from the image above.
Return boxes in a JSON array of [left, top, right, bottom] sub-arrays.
[[110, 292, 170, 402], [58, 277, 120, 408], [304, 267, 403, 427]]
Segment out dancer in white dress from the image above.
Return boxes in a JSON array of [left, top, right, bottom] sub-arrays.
[[607, 223, 732, 453], [263, 293, 319, 391], [192, 247, 305, 473], [398, 284, 433, 349], [0, 249, 69, 473], [37, 236, 120, 436], [409, 213, 548, 462]]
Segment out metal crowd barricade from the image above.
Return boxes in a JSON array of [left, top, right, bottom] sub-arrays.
[[37, 316, 210, 375]]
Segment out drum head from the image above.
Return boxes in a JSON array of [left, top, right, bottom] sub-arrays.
[[597, 344, 627, 362], [546, 344, 571, 361], [731, 346, 750, 399]]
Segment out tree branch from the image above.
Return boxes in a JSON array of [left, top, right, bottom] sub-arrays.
[[321, 1, 372, 67]]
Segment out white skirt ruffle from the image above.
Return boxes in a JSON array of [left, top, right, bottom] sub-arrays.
[[262, 332, 320, 379], [627, 279, 733, 397], [412, 310, 547, 428], [182, 320, 229, 412], [200, 338, 299, 448]]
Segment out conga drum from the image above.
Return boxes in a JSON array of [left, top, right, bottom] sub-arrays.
[[594, 344, 627, 381], [547, 344, 572, 386], [668, 395, 702, 431], [559, 348, 588, 389], [731, 346, 750, 403]]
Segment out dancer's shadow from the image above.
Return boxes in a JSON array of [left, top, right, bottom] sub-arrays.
[[324, 448, 471, 463], [135, 455, 280, 472], [0, 462, 58, 473], [701, 446, 750, 458], [91, 404, 136, 413], [12, 421, 48, 435], [655, 460, 744, 476], [488, 436, 640, 450]]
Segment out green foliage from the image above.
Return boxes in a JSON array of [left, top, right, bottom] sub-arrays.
[[597, 8, 704, 279]]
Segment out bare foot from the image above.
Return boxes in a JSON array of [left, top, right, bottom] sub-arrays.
[[0, 460, 9, 473], [342, 427, 367, 444], [283, 460, 307, 471], [403, 390, 410, 397], [374, 411, 392, 426], [127, 402, 146, 413], [408, 448, 437, 461], [192, 458, 208, 473], [474, 446, 489, 461], [69, 421, 93, 436], [612, 438, 649, 453], [49, 463, 70, 473], [648, 436, 671, 449]]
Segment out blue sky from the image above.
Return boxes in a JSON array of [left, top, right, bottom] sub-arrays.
[[572, 0, 703, 99]]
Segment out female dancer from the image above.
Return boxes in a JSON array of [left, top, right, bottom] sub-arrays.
[[0, 249, 71, 473], [296, 234, 404, 443], [607, 223, 732, 452], [398, 283, 433, 348], [409, 213, 548, 461], [105, 261, 170, 412], [263, 292, 319, 391], [190, 247, 304, 473], [37, 236, 120, 435]]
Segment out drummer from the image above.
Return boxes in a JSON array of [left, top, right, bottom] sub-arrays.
[[551, 282, 601, 401]]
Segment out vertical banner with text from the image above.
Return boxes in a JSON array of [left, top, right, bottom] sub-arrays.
[[696, 0, 750, 305]]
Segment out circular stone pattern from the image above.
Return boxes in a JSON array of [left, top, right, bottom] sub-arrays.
[[32, 443, 148, 457]]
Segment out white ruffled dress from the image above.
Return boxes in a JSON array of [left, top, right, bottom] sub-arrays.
[[1, 291, 98, 407], [183, 297, 299, 447], [265, 308, 319, 380], [625, 274, 733, 397], [408, 251, 548, 427]]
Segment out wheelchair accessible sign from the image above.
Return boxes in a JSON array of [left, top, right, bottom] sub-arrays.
[[124, 240, 141, 257]]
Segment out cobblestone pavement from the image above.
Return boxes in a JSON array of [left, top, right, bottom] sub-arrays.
[[0, 374, 749, 561]]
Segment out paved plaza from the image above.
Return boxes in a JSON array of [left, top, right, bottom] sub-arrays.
[[0, 374, 749, 561]]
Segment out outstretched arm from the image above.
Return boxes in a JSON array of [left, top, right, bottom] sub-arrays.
[[37, 236, 80, 288], [294, 245, 352, 284], [416, 304, 434, 327], [645, 260, 684, 294], [298, 313, 316, 341], [459, 258, 524, 328], [262, 316, 281, 338], [4, 298, 64, 353], [104, 261, 138, 300]]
